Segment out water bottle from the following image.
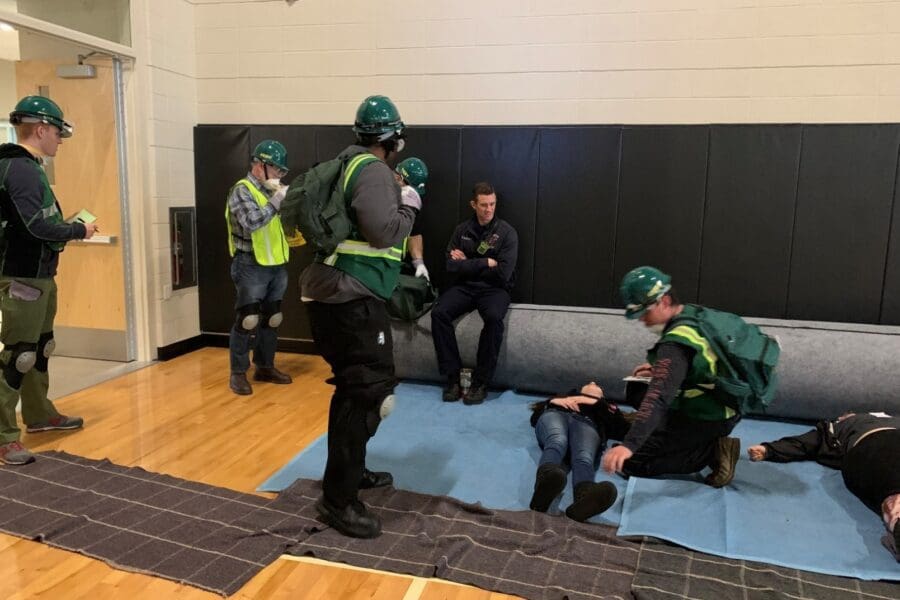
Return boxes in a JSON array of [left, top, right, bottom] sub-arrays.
[[459, 368, 472, 392]]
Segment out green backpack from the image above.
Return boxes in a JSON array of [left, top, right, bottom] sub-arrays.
[[386, 274, 437, 321], [280, 150, 378, 256], [669, 304, 780, 414]]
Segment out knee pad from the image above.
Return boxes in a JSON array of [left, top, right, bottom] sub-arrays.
[[379, 394, 395, 420], [2, 341, 38, 389], [235, 303, 261, 333], [260, 300, 283, 329], [365, 394, 396, 436], [35, 331, 55, 373]]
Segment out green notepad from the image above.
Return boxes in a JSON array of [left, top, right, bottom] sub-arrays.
[[67, 209, 96, 224]]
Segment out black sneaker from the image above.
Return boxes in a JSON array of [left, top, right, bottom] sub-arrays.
[[315, 497, 382, 539], [529, 463, 567, 512], [565, 481, 617, 522], [359, 468, 393, 489], [442, 381, 462, 402], [463, 384, 487, 405]]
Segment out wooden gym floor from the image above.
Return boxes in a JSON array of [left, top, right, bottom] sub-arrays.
[[0, 348, 517, 600]]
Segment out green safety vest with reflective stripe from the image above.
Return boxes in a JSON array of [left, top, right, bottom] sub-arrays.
[[225, 178, 288, 266], [324, 153, 406, 300], [648, 320, 737, 421]]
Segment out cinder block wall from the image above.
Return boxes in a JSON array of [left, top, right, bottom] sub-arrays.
[[194, 0, 900, 125]]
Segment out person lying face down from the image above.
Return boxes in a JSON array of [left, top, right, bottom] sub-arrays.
[[528, 382, 631, 522], [748, 412, 900, 562]]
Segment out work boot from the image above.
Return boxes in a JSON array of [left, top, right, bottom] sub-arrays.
[[229, 373, 253, 395], [359, 468, 393, 489], [463, 383, 487, 405], [705, 436, 740, 488], [253, 366, 292, 384], [529, 463, 567, 512], [315, 497, 382, 539], [0, 441, 35, 465], [25, 415, 84, 433], [565, 481, 617, 522], [442, 379, 462, 402]]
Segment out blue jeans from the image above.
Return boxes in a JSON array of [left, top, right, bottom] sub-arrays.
[[229, 252, 288, 373], [535, 408, 603, 487]]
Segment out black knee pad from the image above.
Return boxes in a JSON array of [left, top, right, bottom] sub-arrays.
[[235, 303, 261, 333], [260, 300, 283, 329], [2, 341, 38, 389], [35, 331, 55, 373]]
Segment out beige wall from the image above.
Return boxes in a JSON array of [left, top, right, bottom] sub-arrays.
[[194, 0, 900, 125], [132, 0, 199, 349], [0, 59, 16, 113]]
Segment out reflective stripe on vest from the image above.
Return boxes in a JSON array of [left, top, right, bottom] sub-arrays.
[[323, 239, 404, 265], [225, 179, 288, 266]]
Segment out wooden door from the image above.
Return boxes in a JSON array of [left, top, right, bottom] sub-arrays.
[[16, 59, 128, 359]]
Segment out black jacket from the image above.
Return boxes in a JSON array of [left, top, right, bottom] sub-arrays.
[[0, 144, 85, 278], [445, 216, 517, 291], [762, 413, 900, 469]]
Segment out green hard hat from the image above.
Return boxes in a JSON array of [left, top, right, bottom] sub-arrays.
[[252, 139, 288, 172], [620, 266, 672, 319], [352, 95, 404, 141], [395, 157, 428, 197], [9, 95, 73, 138]]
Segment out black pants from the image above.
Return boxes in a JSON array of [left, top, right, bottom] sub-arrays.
[[306, 297, 396, 509], [430, 284, 510, 385], [842, 429, 900, 514], [623, 412, 740, 477]]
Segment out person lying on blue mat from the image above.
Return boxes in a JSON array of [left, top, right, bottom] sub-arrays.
[[600, 266, 741, 488], [748, 412, 900, 562], [528, 382, 631, 521]]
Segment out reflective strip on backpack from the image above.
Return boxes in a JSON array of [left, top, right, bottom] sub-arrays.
[[666, 325, 717, 375]]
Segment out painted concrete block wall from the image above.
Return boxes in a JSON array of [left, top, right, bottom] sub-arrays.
[[141, 0, 200, 347], [193, 0, 900, 125]]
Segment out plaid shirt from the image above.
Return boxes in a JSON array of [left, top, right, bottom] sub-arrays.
[[227, 172, 277, 253]]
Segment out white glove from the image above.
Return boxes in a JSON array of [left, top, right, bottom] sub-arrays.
[[413, 259, 430, 281], [400, 185, 422, 211], [268, 185, 287, 210]]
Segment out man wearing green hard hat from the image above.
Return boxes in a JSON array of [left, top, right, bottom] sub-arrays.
[[300, 94, 420, 539], [600, 266, 744, 488], [225, 139, 294, 395], [0, 95, 98, 465]]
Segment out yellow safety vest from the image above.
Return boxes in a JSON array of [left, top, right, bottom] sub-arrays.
[[225, 178, 289, 266]]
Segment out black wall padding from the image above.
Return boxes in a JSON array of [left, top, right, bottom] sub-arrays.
[[534, 127, 621, 306], [613, 126, 710, 305], [460, 128, 540, 303], [403, 127, 462, 289], [195, 125, 250, 335], [787, 125, 900, 323], [194, 123, 900, 346], [880, 153, 900, 325], [699, 125, 801, 318]]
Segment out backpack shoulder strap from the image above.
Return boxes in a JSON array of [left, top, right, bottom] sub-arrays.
[[661, 305, 729, 376], [341, 153, 380, 201]]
